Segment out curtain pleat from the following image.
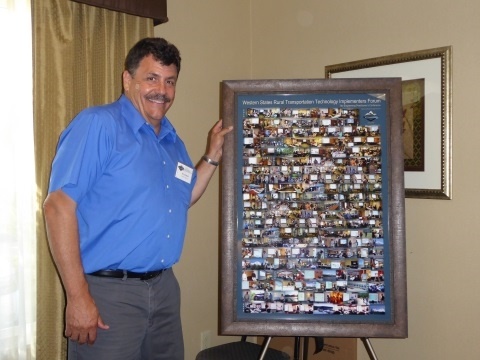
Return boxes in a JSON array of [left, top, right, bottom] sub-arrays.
[[32, 1, 153, 358]]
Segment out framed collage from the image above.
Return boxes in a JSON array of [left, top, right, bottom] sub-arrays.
[[219, 78, 408, 338]]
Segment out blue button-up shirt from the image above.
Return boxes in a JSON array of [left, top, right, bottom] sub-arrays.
[[48, 95, 196, 273]]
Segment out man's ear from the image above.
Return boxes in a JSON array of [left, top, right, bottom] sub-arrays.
[[122, 70, 131, 93]]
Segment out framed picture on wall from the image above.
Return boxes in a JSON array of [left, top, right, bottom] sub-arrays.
[[219, 78, 407, 338], [325, 46, 452, 199]]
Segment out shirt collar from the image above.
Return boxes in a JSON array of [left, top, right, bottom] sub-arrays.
[[120, 94, 177, 142]]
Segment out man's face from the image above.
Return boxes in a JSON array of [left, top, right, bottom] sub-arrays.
[[123, 55, 178, 129]]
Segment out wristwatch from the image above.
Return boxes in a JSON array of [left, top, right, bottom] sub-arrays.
[[202, 155, 219, 166]]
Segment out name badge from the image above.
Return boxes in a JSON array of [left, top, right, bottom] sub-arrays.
[[175, 162, 193, 184]]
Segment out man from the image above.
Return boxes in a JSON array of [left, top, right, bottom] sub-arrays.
[[43, 37, 232, 360]]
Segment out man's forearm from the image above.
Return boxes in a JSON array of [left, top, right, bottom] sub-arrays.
[[191, 157, 218, 206], [43, 190, 88, 297]]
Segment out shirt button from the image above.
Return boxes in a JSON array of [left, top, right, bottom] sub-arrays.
[[167, 234, 171, 239], [169, 209, 172, 213]]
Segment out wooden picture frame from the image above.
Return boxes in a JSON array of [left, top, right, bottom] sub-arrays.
[[220, 78, 407, 338], [325, 46, 452, 199]]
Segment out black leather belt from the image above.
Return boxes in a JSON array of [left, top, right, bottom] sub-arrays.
[[89, 269, 168, 281]]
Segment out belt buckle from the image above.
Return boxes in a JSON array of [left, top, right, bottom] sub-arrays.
[[140, 270, 161, 281]]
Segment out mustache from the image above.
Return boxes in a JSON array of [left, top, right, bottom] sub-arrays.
[[145, 94, 172, 103]]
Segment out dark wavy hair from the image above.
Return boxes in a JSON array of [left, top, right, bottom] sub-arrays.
[[124, 37, 181, 76]]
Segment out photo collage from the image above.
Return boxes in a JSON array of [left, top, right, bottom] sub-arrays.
[[240, 106, 386, 317]]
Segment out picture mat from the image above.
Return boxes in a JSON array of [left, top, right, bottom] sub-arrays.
[[237, 93, 389, 322]]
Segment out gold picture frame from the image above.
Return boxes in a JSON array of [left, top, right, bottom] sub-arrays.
[[325, 46, 452, 199]]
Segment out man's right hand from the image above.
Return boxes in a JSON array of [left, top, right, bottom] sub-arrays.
[[65, 291, 109, 345]]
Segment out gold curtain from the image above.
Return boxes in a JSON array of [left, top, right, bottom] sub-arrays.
[[32, 1, 153, 358]]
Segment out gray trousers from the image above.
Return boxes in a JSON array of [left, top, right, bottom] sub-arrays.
[[68, 268, 184, 360]]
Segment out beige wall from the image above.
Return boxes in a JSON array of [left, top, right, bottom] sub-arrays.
[[157, 1, 480, 359]]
